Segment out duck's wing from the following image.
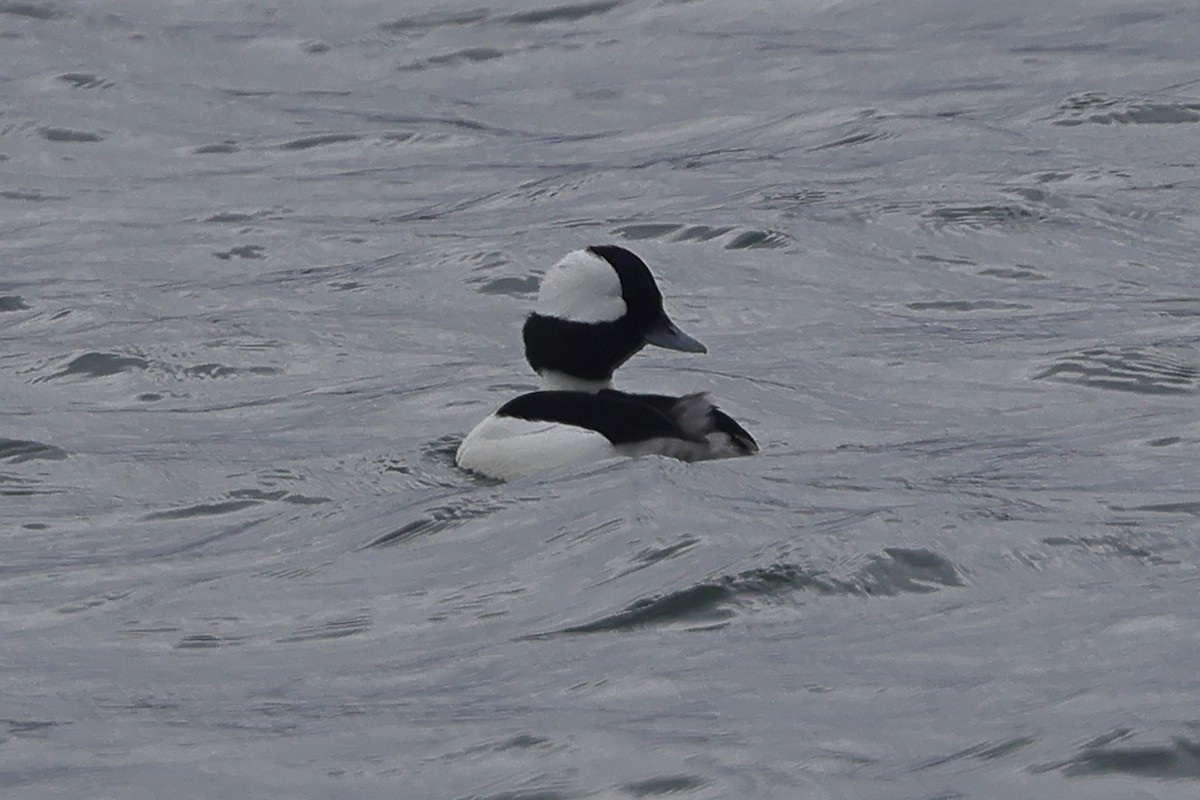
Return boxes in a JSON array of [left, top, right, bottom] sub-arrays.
[[497, 391, 699, 445], [601, 390, 758, 455]]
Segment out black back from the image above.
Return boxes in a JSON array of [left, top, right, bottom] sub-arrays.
[[497, 390, 698, 445], [497, 389, 757, 454], [523, 246, 666, 381]]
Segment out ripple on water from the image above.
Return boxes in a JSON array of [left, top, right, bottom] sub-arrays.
[[1033, 347, 1198, 395], [0, 438, 68, 463], [552, 548, 964, 634], [275, 133, 361, 151], [37, 126, 104, 143], [1033, 729, 1200, 779], [977, 265, 1047, 281], [1149, 297, 1200, 318], [363, 495, 507, 548], [462, 249, 540, 297], [142, 488, 327, 521], [178, 363, 280, 379], [379, 9, 489, 35], [39, 352, 150, 382], [611, 222, 791, 249], [1052, 91, 1200, 126], [471, 275, 540, 297], [807, 127, 892, 152], [1, 2, 70, 19], [1108, 501, 1200, 516], [915, 736, 1038, 770], [723, 229, 792, 249], [620, 775, 709, 797], [277, 613, 371, 644], [922, 203, 1050, 233], [503, 0, 620, 25], [1041, 532, 1175, 564], [398, 47, 506, 72], [56, 72, 112, 89], [906, 299, 1033, 313]]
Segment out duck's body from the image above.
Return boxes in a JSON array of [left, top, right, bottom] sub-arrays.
[[457, 389, 756, 481], [456, 246, 757, 481]]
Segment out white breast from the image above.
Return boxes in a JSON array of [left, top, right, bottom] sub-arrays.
[[455, 413, 618, 481]]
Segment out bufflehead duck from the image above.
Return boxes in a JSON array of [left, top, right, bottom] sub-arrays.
[[456, 245, 757, 480]]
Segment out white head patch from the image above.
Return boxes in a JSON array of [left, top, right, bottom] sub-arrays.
[[535, 249, 626, 323]]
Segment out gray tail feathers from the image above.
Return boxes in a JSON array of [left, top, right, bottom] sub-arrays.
[[669, 393, 758, 455]]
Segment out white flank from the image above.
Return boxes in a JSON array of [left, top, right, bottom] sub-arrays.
[[535, 249, 626, 323], [456, 413, 617, 481]]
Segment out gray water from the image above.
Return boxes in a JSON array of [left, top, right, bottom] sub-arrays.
[[3, 0, 1200, 797]]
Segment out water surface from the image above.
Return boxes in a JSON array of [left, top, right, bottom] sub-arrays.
[[3, 1, 1200, 797]]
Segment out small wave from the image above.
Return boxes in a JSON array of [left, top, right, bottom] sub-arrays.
[[276, 133, 361, 151], [1151, 298, 1200, 319], [178, 363, 280, 379], [977, 266, 1046, 281], [380, 9, 489, 35], [37, 126, 104, 143], [808, 128, 891, 152], [916, 736, 1037, 770], [724, 229, 792, 250], [468, 274, 540, 298], [193, 141, 238, 154], [1034, 347, 1198, 395], [40, 351, 149, 381], [213, 244, 265, 260], [1033, 729, 1200, 779], [468, 790, 573, 800], [227, 488, 329, 505], [1, 190, 64, 202], [143, 499, 263, 521], [554, 548, 963, 634], [923, 203, 1048, 232], [142, 487, 327, 522], [1, 2, 69, 19], [609, 222, 788, 249], [364, 495, 505, 548], [175, 633, 247, 650], [2, 719, 63, 737], [1109, 501, 1200, 516], [0, 438, 67, 463], [621, 775, 709, 796], [398, 47, 506, 72], [1042, 534, 1160, 561], [906, 299, 1032, 312], [1052, 91, 1200, 126], [613, 222, 683, 240], [277, 613, 371, 644], [57, 72, 112, 89], [504, 1, 621, 26]]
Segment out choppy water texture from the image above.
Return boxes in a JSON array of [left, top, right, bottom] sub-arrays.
[[3, 1, 1200, 798]]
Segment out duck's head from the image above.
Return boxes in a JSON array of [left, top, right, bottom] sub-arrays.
[[522, 245, 706, 391]]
